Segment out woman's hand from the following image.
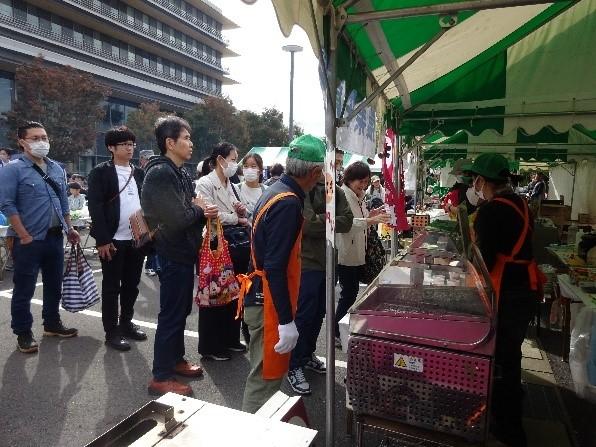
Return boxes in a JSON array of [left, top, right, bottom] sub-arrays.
[[238, 217, 249, 226], [234, 202, 248, 217], [368, 206, 386, 218], [369, 213, 390, 225]]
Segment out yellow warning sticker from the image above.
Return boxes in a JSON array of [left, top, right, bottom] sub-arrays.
[[393, 354, 424, 372]]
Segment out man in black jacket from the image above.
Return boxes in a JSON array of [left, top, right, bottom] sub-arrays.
[[88, 126, 147, 351], [142, 116, 218, 396]]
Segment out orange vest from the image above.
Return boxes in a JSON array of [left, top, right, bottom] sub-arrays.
[[237, 192, 303, 379], [489, 197, 544, 305]]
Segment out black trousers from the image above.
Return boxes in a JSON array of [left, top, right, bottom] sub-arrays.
[[335, 264, 363, 337], [198, 300, 241, 355], [100, 239, 145, 335], [491, 288, 537, 447]]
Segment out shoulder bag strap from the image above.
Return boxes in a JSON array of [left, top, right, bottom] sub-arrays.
[[108, 164, 135, 203], [230, 182, 241, 202], [31, 163, 61, 197]]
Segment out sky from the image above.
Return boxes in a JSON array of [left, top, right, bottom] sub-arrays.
[[208, 0, 325, 137]]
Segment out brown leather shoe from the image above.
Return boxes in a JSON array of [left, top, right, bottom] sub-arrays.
[[147, 378, 192, 396], [174, 360, 204, 378]]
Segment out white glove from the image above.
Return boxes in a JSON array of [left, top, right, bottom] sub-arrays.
[[274, 321, 299, 354]]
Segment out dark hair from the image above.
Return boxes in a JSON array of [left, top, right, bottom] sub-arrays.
[[154, 116, 191, 155], [17, 121, 45, 148], [270, 163, 284, 177], [200, 159, 212, 177], [343, 161, 371, 186], [68, 182, 81, 190], [0, 147, 9, 155], [243, 153, 264, 171], [105, 126, 136, 148]]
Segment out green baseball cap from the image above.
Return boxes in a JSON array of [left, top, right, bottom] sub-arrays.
[[288, 134, 325, 163], [471, 153, 510, 181]]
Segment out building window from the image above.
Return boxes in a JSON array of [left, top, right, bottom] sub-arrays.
[[0, 72, 14, 115], [0, 0, 12, 17], [38, 9, 51, 31]]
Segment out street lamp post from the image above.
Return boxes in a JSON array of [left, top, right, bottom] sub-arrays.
[[282, 44, 303, 142]]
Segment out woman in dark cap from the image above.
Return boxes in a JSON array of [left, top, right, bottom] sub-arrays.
[[471, 153, 543, 447]]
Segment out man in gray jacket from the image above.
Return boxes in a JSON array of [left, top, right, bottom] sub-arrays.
[[142, 116, 218, 396]]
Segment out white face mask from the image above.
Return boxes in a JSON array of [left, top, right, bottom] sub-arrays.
[[466, 186, 479, 206], [29, 141, 50, 158], [243, 167, 259, 183], [220, 160, 238, 178]]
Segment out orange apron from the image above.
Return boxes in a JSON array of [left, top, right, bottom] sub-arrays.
[[489, 198, 544, 305], [237, 192, 303, 379]]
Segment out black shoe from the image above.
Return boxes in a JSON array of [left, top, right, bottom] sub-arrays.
[[120, 322, 147, 341], [43, 322, 78, 338], [228, 342, 247, 353], [17, 332, 38, 353], [105, 334, 131, 351]]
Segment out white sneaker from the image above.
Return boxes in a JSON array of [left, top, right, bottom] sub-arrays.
[[287, 367, 311, 395]]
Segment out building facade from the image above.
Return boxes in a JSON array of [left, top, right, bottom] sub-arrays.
[[0, 0, 237, 171]]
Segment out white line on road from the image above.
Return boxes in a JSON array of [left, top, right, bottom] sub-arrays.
[[0, 272, 348, 370]]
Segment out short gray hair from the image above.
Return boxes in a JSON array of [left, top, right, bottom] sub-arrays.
[[286, 157, 323, 178]]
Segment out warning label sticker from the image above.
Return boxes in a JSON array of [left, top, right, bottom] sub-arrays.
[[393, 354, 424, 373]]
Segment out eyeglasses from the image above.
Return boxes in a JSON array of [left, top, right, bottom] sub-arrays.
[[116, 143, 136, 148], [24, 136, 49, 142]]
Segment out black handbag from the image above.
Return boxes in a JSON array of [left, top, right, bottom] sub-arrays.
[[222, 224, 251, 250], [360, 226, 386, 284]]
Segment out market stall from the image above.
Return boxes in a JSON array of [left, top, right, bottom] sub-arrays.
[[268, 0, 595, 445]]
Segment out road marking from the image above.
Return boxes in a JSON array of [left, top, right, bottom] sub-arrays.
[[0, 275, 349, 370]]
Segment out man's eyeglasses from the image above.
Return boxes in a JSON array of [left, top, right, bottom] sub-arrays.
[[24, 136, 49, 143]]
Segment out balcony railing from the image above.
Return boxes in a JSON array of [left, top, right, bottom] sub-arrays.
[[0, 12, 222, 98], [66, 0, 227, 73], [144, 0, 228, 45]]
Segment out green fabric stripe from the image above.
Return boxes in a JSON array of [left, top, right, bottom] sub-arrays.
[[392, 2, 573, 134]]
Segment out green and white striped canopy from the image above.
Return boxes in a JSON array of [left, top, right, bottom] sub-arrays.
[[272, 0, 596, 138], [423, 124, 596, 163]]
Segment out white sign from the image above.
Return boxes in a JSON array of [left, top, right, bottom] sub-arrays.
[[393, 353, 424, 373], [335, 82, 377, 158]]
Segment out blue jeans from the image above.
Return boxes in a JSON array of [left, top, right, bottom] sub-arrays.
[[152, 255, 194, 381], [11, 233, 64, 335], [290, 270, 326, 370], [145, 253, 160, 272]]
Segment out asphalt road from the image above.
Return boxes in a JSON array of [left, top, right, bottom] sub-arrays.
[[0, 248, 356, 447]]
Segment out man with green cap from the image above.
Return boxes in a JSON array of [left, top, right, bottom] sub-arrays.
[[471, 153, 542, 447], [239, 134, 325, 412]]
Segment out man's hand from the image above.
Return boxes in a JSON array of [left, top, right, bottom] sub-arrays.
[[67, 228, 80, 245], [274, 321, 299, 354], [97, 243, 116, 261], [238, 217, 249, 226], [20, 233, 34, 245], [194, 195, 219, 219]]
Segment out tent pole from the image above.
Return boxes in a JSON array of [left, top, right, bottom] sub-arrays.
[[346, 0, 565, 23], [324, 9, 339, 447], [339, 28, 447, 126], [391, 134, 401, 258]]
